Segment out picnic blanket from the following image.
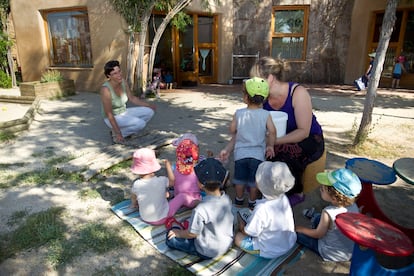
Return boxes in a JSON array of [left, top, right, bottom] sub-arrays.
[[111, 200, 305, 275]]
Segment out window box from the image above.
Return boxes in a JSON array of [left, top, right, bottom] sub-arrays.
[[20, 79, 75, 99]]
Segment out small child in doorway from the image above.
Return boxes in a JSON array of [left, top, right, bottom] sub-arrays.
[[234, 161, 297, 259], [391, 55, 406, 89], [164, 133, 202, 217], [165, 158, 234, 260], [164, 70, 174, 89], [130, 148, 173, 225], [219, 77, 276, 209], [295, 168, 362, 262]]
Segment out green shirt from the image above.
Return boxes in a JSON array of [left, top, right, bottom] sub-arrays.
[[101, 80, 127, 118]]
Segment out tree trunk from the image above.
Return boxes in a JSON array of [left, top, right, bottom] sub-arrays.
[[147, 0, 192, 82], [134, 12, 152, 94], [353, 0, 399, 146]]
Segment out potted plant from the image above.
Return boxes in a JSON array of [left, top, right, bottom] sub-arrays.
[[20, 69, 75, 98]]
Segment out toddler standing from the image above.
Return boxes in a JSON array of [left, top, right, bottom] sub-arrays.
[[220, 77, 276, 208], [391, 55, 406, 89], [295, 168, 362, 262]]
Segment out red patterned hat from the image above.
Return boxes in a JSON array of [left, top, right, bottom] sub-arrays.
[[176, 139, 199, 175]]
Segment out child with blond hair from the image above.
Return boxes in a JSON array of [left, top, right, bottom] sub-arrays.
[[295, 168, 362, 261]]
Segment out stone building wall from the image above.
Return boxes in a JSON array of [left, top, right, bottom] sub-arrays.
[[232, 0, 354, 84]]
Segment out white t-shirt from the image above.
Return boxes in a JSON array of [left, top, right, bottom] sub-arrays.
[[131, 176, 169, 223], [318, 203, 359, 261], [245, 196, 297, 259]]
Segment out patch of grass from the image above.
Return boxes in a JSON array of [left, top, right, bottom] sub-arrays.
[[0, 162, 26, 169], [350, 139, 404, 159], [0, 207, 66, 262], [45, 155, 74, 167], [78, 188, 100, 200], [103, 160, 132, 175], [0, 131, 16, 142], [7, 208, 30, 226], [1, 167, 83, 189], [47, 223, 128, 267]]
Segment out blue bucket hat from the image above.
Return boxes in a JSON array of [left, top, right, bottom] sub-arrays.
[[316, 168, 362, 198]]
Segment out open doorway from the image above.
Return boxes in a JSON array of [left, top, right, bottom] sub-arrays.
[[149, 13, 218, 88]]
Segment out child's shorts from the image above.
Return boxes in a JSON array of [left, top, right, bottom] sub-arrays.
[[239, 236, 260, 256], [393, 73, 402, 79], [233, 158, 262, 187]]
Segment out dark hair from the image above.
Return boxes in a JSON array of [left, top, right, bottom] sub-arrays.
[[202, 181, 222, 192], [104, 60, 120, 77]]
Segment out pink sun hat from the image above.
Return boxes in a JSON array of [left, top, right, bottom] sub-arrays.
[[131, 148, 161, 175]]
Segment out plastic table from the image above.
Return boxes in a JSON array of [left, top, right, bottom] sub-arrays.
[[336, 212, 414, 257], [393, 157, 414, 185], [336, 212, 414, 275], [346, 157, 414, 244]]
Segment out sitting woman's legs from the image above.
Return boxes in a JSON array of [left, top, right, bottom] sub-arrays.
[[108, 107, 154, 137]]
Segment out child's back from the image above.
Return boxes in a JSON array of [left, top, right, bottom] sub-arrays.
[[130, 148, 170, 225], [235, 161, 296, 259]]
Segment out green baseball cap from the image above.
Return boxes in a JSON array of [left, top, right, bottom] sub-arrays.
[[245, 77, 269, 98]]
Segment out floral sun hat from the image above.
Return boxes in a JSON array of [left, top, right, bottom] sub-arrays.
[[176, 139, 199, 175]]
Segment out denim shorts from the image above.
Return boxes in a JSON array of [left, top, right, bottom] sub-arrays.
[[233, 158, 262, 187], [239, 236, 260, 256]]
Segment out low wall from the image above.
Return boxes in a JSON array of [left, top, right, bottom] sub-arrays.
[[0, 97, 40, 135]]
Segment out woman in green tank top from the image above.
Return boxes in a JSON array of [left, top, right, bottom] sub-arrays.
[[100, 60, 156, 144]]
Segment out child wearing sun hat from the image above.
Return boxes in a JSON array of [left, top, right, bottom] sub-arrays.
[[219, 77, 277, 209], [164, 133, 202, 218], [295, 168, 362, 262], [130, 148, 173, 225], [234, 161, 297, 259]]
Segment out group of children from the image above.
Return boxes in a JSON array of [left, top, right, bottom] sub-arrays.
[[142, 68, 174, 99], [128, 76, 363, 262]]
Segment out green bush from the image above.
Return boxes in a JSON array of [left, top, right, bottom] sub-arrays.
[[0, 70, 12, 88], [40, 69, 63, 83]]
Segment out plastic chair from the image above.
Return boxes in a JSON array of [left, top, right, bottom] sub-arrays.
[[350, 245, 414, 276]]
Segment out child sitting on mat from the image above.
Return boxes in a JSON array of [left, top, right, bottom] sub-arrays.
[[295, 168, 362, 261], [234, 161, 297, 259], [165, 158, 234, 260], [165, 133, 202, 217], [130, 148, 173, 225]]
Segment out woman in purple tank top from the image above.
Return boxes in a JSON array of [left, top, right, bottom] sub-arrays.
[[250, 57, 325, 207]]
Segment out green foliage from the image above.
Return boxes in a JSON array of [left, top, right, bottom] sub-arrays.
[[109, 0, 155, 32], [40, 69, 63, 83], [0, 69, 11, 87], [170, 11, 192, 32]]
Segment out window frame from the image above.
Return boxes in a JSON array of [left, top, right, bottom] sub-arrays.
[[42, 7, 93, 68], [271, 5, 309, 61]]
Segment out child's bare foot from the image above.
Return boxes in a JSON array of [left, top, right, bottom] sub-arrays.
[[130, 204, 138, 209]]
